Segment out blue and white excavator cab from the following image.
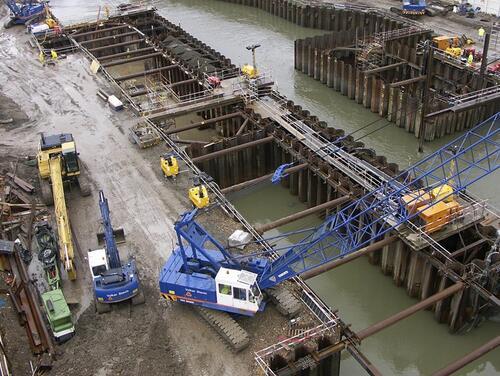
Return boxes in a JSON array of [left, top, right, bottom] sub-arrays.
[[88, 191, 144, 313]]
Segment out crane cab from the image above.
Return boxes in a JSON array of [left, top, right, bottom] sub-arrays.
[[215, 268, 264, 315], [38, 133, 80, 179], [160, 154, 179, 177]]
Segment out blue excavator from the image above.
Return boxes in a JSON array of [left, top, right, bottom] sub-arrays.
[[88, 191, 144, 313], [3, 0, 46, 28], [159, 113, 499, 350]]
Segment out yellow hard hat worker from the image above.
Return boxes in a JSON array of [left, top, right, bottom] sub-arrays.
[[51, 49, 58, 60]]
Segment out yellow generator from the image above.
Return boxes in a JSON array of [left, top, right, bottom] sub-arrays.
[[160, 154, 179, 178], [433, 36, 459, 51], [189, 185, 209, 209], [403, 184, 462, 234], [418, 200, 462, 233]]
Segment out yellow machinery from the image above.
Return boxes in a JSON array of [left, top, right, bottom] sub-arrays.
[[160, 154, 179, 178], [189, 185, 209, 209], [37, 134, 90, 280], [402, 184, 462, 235], [433, 36, 460, 51], [445, 47, 462, 58], [241, 64, 258, 79]]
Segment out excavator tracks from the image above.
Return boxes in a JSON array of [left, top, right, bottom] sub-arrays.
[[267, 286, 302, 318], [195, 306, 249, 352]]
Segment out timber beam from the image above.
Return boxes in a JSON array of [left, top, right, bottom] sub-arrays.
[[72, 24, 129, 38], [102, 52, 164, 67], [390, 75, 426, 88], [364, 62, 407, 75], [79, 31, 139, 46], [255, 196, 350, 234], [98, 47, 156, 61], [114, 65, 178, 82], [88, 39, 145, 53], [192, 136, 274, 163], [221, 163, 308, 194], [166, 112, 242, 135]]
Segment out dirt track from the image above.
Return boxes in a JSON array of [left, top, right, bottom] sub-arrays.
[[0, 19, 265, 376]]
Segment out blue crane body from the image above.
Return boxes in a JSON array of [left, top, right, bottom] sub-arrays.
[[159, 113, 499, 316], [88, 191, 139, 304], [402, 0, 426, 15], [4, 0, 45, 27]]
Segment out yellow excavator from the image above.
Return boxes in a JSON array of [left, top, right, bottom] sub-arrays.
[[37, 134, 90, 280]]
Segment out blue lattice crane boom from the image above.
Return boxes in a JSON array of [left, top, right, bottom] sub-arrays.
[[159, 113, 499, 316]]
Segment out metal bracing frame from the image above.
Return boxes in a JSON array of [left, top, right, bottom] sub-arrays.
[[175, 209, 239, 273], [259, 113, 499, 289]]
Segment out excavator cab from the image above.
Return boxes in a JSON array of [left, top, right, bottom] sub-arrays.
[[61, 141, 79, 176]]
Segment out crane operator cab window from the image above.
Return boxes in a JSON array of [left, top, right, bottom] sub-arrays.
[[61, 143, 79, 174]]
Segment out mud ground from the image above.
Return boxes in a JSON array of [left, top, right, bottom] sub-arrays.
[[0, 15, 313, 376]]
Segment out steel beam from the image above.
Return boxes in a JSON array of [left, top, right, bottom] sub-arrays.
[[114, 65, 178, 82], [364, 62, 407, 75], [166, 113, 242, 135], [357, 282, 464, 340], [98, 47, 156, 61], [192, 136, 274, 163], [79, 31, 139, 46], [72, 24, 129, 38], [221, 163, 308, 194], [88, 39, 145, 53], [255, 196, 350, 234], [102, 52, 164, 67], [432, 336, 500, 376], [301, 235, 398, 280], [390, 75, 426, 88]]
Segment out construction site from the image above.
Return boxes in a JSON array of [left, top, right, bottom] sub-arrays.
[[0, 0, 499, 375]]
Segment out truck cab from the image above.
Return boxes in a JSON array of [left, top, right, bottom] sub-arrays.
[[215, 268, 264, 315], [87, 248, 139, 303], [41, 289, 75, 343]]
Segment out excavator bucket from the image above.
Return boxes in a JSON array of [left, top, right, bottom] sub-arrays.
[[97, 228, 126, 246]]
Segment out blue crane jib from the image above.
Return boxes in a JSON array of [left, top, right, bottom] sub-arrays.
[[159, 113, 499, 316]]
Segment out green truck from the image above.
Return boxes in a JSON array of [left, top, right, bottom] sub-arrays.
[[41, 289, 75, 343], [36, 223, 75, 343]]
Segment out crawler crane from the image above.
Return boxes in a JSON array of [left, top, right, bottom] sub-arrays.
[[159, 113, 499, 350]]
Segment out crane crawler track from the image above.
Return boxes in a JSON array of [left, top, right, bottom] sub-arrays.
[[267, 286, 302, 318], [195, 306, 249, 352]]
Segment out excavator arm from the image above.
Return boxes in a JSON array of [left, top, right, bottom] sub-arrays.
[[49, 156, 77, 280]]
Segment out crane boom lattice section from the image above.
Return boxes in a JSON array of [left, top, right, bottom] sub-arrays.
[[259, 113, 499, 289]]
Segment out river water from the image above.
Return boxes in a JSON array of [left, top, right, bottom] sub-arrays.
[[51, 0, 500, 374]]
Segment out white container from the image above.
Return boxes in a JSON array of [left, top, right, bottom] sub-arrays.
[[108, 95, 123, 111]]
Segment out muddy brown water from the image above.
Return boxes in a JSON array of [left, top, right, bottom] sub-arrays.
[[50, 0, 500, 374]]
